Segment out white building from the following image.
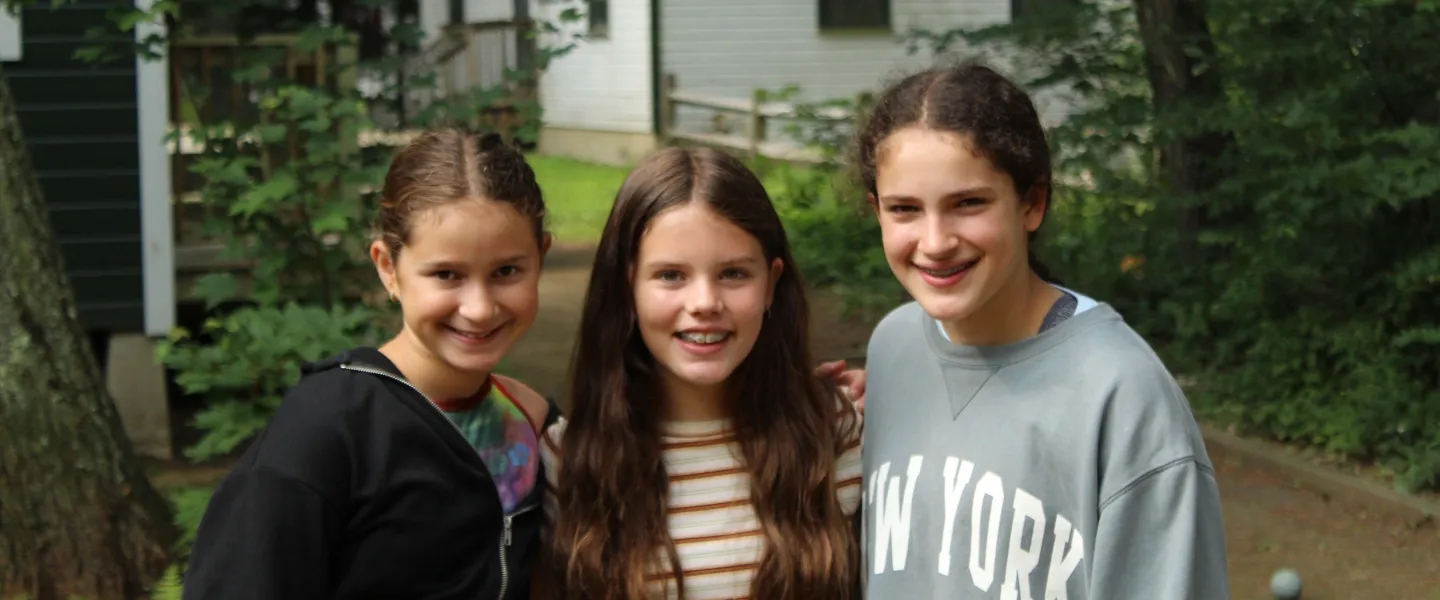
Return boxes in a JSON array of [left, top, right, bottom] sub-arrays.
[[528, 0, 1042, 165]]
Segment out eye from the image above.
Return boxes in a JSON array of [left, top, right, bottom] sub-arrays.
[[720, 268, 750, 281], [886, 204, 919, 214], [432, 270, 460, 281], [656, 270, 684, 283], [956, 197, 987, 209], [493, 265, 521, 279]]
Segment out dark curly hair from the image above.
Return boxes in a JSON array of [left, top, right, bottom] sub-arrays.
[[374, 129, 547, 258], [852, 62, 1057, 281]]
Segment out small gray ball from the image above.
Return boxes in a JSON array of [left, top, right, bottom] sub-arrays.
[[1270, 568, 1302, 600]]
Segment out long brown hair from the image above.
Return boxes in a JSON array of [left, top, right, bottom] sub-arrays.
[[549, 147, 860, 599]]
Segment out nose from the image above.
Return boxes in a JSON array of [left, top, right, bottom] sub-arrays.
[[457, 282, 501, 322], [917, 212, 958, 258], [686, 279, 723, 315]]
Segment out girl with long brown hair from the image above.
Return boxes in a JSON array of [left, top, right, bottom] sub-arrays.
[[540, 146, 864, 600]]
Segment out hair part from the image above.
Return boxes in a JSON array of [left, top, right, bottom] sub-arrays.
[[374, 129, 546, 259], [854, 62, 1058, 282], [550, 146, 860, 600]]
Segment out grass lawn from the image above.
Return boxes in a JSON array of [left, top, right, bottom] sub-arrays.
[[528, 154, 631, 246]]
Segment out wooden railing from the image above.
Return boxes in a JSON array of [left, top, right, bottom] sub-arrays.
[[400, 19, 536, 127], [657, 73, 866, 164]]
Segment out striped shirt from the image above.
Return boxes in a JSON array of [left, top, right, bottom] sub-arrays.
[[540, 404, 864, 599]]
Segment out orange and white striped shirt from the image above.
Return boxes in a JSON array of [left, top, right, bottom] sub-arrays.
[[539, 405, 864, 599]]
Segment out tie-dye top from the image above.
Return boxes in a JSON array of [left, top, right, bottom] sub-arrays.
[[433, 377, 541, 514]]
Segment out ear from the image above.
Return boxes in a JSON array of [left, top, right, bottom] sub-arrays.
[[867, 193, 881, 219], [370, 240, 399, 298], [538, 232, 554, 265], [766, 257, 784, 309], [1022, 185, 1049, 233]]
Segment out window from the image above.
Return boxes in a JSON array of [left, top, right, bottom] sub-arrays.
[[588, 0, 608, 39], [1011, 0, 1078, 21], [818, 0, 890, 31], [1, 5, 21, 62]]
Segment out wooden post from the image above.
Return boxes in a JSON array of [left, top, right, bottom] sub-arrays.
[[467, 28, 481, 94], [660, 73, 677, 141], [748, 88, 765, 157]]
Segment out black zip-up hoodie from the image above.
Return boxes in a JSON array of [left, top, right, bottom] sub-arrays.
[[182, 347, 559, 600]]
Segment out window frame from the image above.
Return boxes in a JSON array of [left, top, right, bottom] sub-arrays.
[[588, 0, 609, 39], [817, 0, 891, 32]]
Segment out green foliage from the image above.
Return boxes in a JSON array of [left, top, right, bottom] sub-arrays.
[[151, 566, 185, 600], [527, 154, 631, 245], [900, 0, 1440, 490], [156, 303, 382, 461], [167, 485, 215, 561], [73, 0, 581, 472], [750, 92, 908, 317]]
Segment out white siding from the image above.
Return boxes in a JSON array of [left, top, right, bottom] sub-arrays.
[[534, 0, 654, 134], [661, 0, 1009, 104], [419, 0, 449, 45]]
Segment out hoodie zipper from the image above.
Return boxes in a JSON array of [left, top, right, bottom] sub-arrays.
[[339, 363, 523, 600], [498, 502, 539, 599]]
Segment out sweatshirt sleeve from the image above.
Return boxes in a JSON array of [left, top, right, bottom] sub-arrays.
[[1088, 458, 1231, 599], [182, 373, 354, 600], [182, 467, 340, 600]]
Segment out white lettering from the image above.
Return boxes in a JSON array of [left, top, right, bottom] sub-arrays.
[[968, 471, 1005, 591], [1000, 488, 1048, 600], [937, 457, 975, 576], [870, 456, 924, 574], [1043, 515, 1086, 600]]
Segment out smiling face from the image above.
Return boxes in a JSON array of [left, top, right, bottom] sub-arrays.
[[632, 202, 782, 401], [373, 199, 547, 388], [872, 127, 1046, 332]]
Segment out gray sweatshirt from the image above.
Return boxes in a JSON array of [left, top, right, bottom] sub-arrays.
[[861, 301, 1229, 599]]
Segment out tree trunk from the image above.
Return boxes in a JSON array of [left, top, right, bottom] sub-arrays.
[[1131, 0, 1235, 257], [0, 65, 176, 600]]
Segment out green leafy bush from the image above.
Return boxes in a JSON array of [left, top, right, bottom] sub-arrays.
[[80, 0, 584, 472], [903, 0, 1440, 490], [157, 303, 383, 461]]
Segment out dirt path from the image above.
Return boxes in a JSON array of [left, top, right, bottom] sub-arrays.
[[500, 249, 1440, 599]]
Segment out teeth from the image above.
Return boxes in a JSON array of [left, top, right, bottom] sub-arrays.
[[451, 325, 498, 339], [920, 262, 972, 277], [678, 331, 730, 344]]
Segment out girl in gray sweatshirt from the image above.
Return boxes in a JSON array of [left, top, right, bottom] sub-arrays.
[[850, 63, 1230, 599]]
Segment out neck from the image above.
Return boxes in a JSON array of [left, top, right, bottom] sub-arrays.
[[379, 329, 490, 401], [658, 370, 730, 422], [941, 269, 1062, 347]]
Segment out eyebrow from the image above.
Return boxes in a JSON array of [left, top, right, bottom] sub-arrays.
[[880, 186, 996, 203], [642, 257, 763, 269], [419, 254, 529, 269]]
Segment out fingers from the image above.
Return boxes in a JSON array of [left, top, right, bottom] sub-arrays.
[[814, 359, 847, 378]]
